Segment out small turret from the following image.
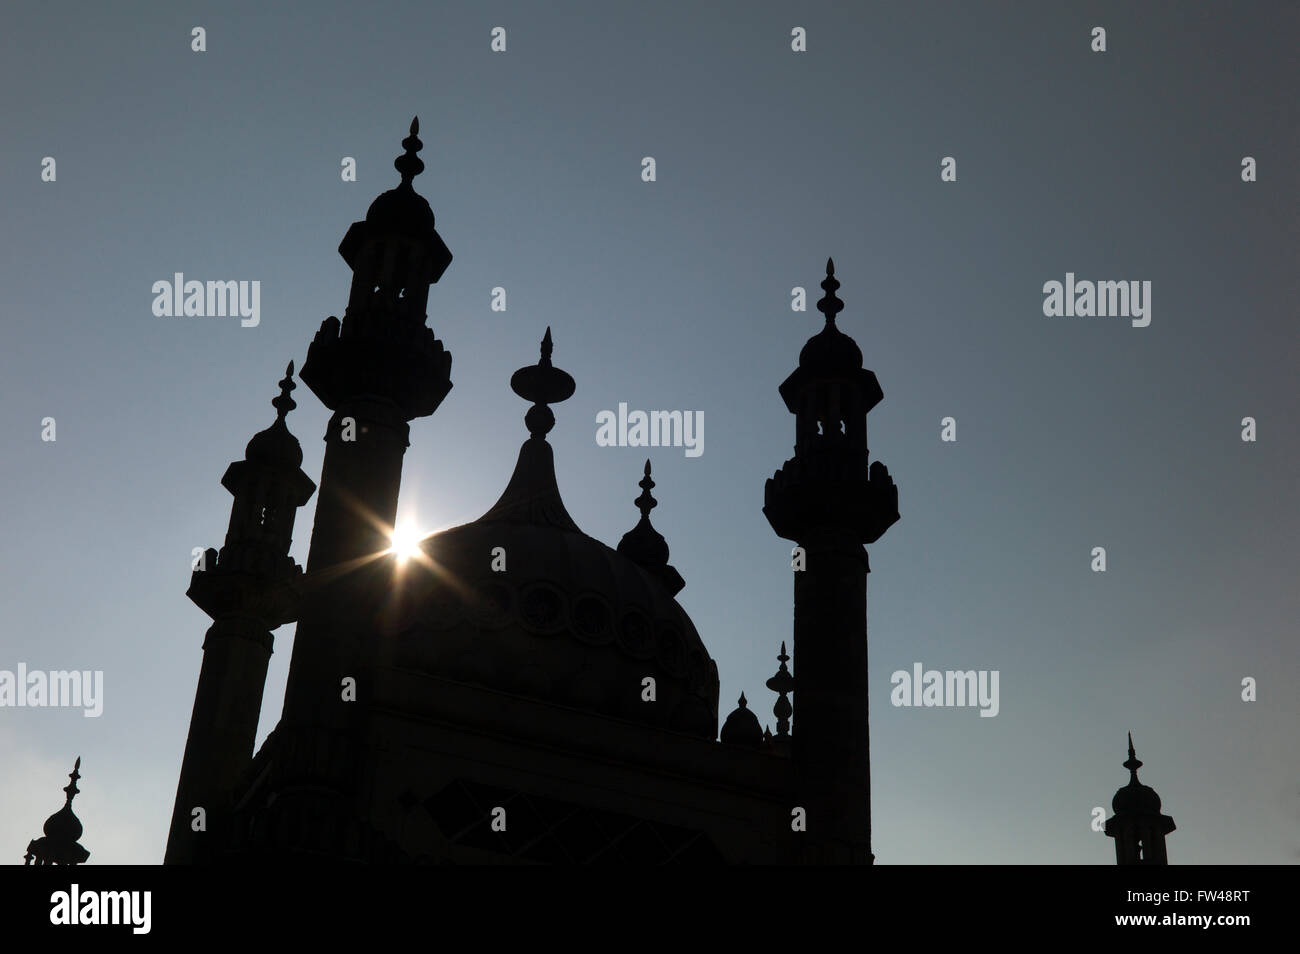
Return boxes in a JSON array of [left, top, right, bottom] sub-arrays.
[[24, 758, 90, 866], [1104, 733, 1176, 865]]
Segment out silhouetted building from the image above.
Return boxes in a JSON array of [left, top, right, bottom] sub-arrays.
[[164, 119, 898, 864], [1104, 733, 1176, 865], [25, 758, 90, 865]]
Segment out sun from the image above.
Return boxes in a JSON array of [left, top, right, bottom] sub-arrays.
[[389, 523, 424, 563]]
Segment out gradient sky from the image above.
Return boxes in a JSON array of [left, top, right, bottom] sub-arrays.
[[1, 1, 1296, 864]]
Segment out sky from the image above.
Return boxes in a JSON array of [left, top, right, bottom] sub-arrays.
[[1, 0, 1296, 864]]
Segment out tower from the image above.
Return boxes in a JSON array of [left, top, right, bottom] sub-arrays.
[[283, 117, 454, 725], [1104, 733, 1176, 864], [164, 365, 316, 864], [763, 259, 898, 863]]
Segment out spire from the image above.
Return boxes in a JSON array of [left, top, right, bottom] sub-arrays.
[[510, 326, 576, 439], [271, 361, 297, 421], [765, 640, 795, 738], [634, 459, 657, 518], [394, 116, 425, 185], [24, 758, 90, 866], [1124, 731, 1142, 779], [816, 257, 844, 327], [63, 757, 81, 802], [616, 460, 685, 596]]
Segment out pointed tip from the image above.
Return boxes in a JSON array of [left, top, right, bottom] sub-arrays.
[[817, 258, 844, 323], [1128, 731, 1135, 753], [643, 459, 652, 475], [272, 362, 298, 419], [73, 757, 81, 770], [738, 692, 747, 707], [780, 640, 787, 654], [395, 118, 425, 183]]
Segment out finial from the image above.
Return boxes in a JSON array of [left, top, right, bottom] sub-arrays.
[[63, 757, 81, 804], [738, 692, 749, 709], [510, 328, 576, 439], [634, 460, 658, 518], [766, 641, 795, 738], [816, 256, 844, 326], [271, 361, 297, 420], [616, 458, 684, 595], [1124, 732, 1143, 777], [394, 116, 425, 185]]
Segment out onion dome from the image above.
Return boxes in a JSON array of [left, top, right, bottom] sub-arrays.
[[364, 117, 437, 239], [798, 258, 863, 375], [389, 329, 719, 739], [616, 460, 685, 596], [24, 758, 90, 866], [720, 693, 763, 746], [1111, 733, 1163, 815], [244, 362, 305, 469]]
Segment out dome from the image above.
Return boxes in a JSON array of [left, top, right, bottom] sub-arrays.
[[365, 182, 436, 240], [798, 321, 863, 375], [386, 332, 719, 738], [1112, 778, 1162, 815], [387, 438, 718, 739], [245, 418, 303, 469], [42, 802, 83, 843], [399, 514, 718, 738], [720, 693, 763, 746]]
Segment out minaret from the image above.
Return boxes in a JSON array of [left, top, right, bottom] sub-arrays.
[[1104, 733, 1176, 864], [164, 365, 316, 864], [24, 758, 90, 865], [284, 117, 454, 723], [763, 259, 899, 864]]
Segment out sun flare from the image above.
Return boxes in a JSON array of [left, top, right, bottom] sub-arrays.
[[389, 523, 424, 563]]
